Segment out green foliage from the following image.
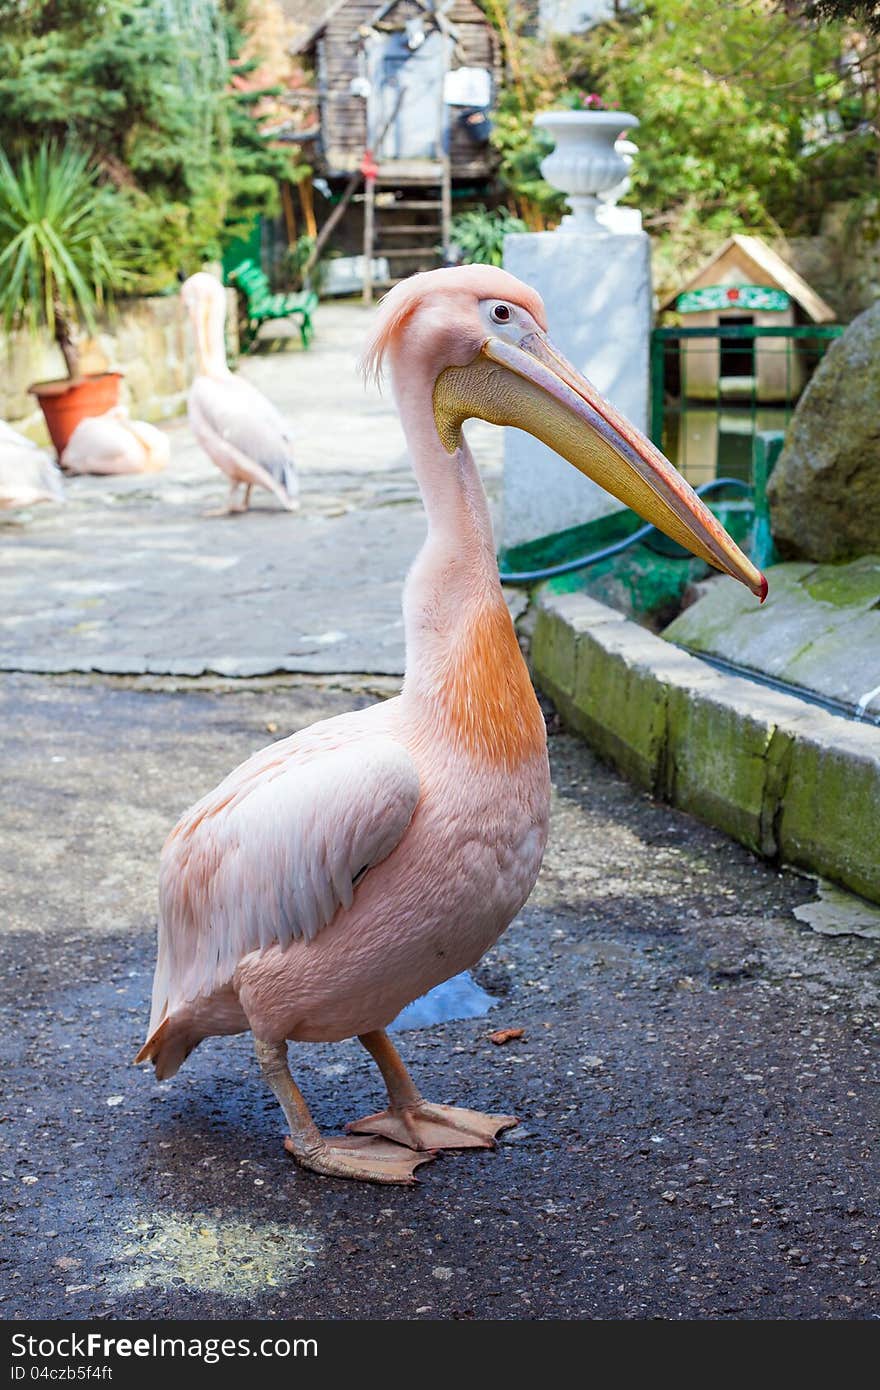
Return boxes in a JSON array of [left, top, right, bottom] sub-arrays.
[[224, 10, 307, 245], [487, 0, 880, 287], [450, 205, 528, 265], [0, 141, 139, 374], [802, 0, 880, 31], [554, 89, 619, 111], [286, 233, 317, 286], [0, 1, 306, 289], [0, 1, 221, 285], [491, 97, 565, 229], [555, 6, 830, 232]]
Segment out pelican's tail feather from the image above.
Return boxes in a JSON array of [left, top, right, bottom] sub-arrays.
[[281, 458, 299, 508], [134, 1015, 197, 1081]]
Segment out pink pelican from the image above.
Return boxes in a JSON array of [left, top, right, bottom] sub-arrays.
[[138, 267, 766, 1184], [61, 407, 170, 475], [181, 272, 299, 515]]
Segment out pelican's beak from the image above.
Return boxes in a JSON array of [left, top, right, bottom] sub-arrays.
[[433, 332, 767, 600]]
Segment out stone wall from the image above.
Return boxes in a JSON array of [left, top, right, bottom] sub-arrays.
[[532, 590, 880, 904], [2, 289, 239, 443]]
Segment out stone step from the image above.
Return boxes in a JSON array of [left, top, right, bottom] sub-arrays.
[[532, 589, 880, 906]]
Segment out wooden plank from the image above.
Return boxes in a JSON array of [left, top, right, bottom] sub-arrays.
[[379, 247, 441, 259], [298, 176, 318, 239], [280, 180, 297, 244], [441, 153, 451, 254], [312, 1, 501, 177], [363, 177, 375, 305], [378, 224, 443, 234], [376, 159, 444, 181]]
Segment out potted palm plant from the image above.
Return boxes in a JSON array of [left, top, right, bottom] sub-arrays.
[[0, 143, 136, 455]]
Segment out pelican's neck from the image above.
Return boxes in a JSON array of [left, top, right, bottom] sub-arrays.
[[393, 364, 499, 615], [198, 357, 230, 380], [391, 360, 546, 768], [192, 304, 231, 380], [196, 341, 231, 380]]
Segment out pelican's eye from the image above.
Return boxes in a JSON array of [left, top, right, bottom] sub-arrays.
[[490, 303, 512, 324]]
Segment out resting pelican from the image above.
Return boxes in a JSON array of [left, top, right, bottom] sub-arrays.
[[0, 423, 64, 510], [138, 267, 766, 1184], [181, 272, 299, 515], [62, 407, 170, 475]]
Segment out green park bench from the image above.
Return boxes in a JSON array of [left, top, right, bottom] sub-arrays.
[[226, 259, 318, 350]]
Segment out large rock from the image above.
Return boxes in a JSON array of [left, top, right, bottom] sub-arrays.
[[768, 301, 880, 561]]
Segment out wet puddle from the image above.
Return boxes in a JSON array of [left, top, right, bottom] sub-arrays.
[[389, 971, 496, 1031]]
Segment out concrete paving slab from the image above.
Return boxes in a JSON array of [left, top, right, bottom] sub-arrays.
[[794, 880, 880, 939]]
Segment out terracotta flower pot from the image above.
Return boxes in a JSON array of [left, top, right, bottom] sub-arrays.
[[29, 372, 124, 457]]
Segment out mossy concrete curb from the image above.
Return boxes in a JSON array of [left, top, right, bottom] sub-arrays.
[[532, 592, 880, 904]]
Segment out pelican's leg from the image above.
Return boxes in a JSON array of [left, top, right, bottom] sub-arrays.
[[242, 484, 253, 511], [254, 1038, 434, 1185], [347, 1029, 518, 1152], [203, 482, 248, 518]]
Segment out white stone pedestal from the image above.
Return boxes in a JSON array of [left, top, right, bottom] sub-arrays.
[[502, 228, 652, 549]]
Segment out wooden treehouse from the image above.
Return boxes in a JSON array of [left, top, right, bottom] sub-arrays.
[[285, 0, 501, 299]]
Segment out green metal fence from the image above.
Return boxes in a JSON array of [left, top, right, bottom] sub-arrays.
[[650, 324, 843, 487]]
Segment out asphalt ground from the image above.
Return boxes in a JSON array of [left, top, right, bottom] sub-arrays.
[[1, 672, 877, 1320]]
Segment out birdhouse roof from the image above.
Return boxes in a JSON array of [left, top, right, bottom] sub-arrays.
[[661, 234, 836, 322]]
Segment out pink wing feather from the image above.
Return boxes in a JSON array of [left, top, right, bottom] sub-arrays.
[[148, 713, 421, 1035]]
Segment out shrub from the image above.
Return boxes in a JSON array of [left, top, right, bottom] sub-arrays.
[[450, 205, 528, 266], [0, 142, 139, 377]]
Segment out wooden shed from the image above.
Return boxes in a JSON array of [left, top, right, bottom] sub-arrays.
[[661, 235, 836, 403], [287, 0, 500, 177], [282, 0, 501, 295]]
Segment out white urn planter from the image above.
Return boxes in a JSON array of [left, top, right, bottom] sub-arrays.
[[534, 110, 639, 234]]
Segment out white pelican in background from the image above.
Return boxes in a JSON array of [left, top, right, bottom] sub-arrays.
[[138, 267, 766, 1184], [181, 272, 299, 515], [61, 407, 170, 475], [0, 423, 64, 510]]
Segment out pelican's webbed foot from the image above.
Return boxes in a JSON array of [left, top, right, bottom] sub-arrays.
[[283, 1132, 433, 1184], [255, 1035, 433, 1186], [347, 1101, 517, 1152], [351, 1029, 518, 1152], [202, 482, 250, 517]]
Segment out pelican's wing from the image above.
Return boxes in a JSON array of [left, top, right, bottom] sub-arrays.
[[148, 726, 420, 1030], [190, 374, 298, 498]]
